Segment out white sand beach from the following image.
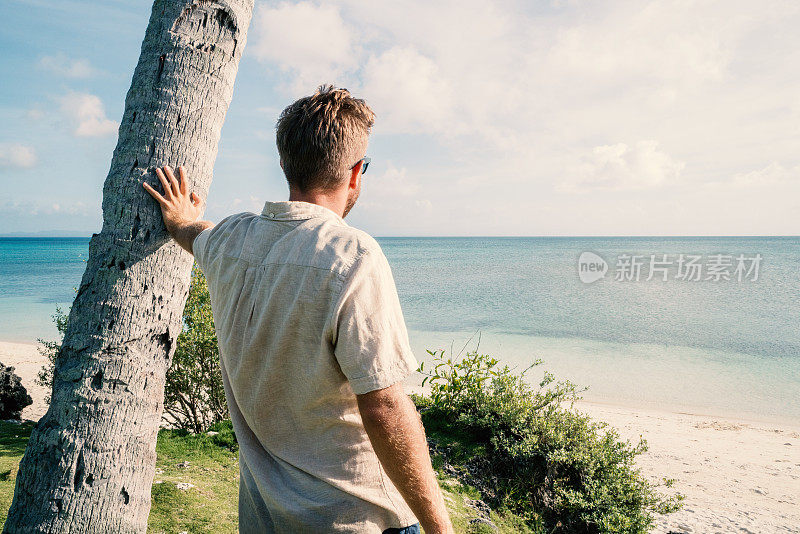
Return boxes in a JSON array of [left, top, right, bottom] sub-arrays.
[[577, 402, 800, 533], [2, 340, 798, 533]]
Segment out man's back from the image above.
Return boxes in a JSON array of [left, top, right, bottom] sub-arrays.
[[192, 200, 418, 533], [146, 85, 452, 533]]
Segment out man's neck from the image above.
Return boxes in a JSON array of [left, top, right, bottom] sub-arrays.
[[288, 187, 346, 218]]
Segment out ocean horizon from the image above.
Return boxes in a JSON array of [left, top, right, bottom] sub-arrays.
[[1, 235, 798, 424]]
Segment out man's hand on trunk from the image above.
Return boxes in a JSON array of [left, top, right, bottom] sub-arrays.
[[143, 165, 213, 254]]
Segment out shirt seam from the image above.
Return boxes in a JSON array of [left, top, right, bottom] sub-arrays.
[[324, 247, 374, 342], [206, 255, 353, 282], [260, 202, 346, 225], [258, 260, 350, 281], [192, 211, 245, 264]]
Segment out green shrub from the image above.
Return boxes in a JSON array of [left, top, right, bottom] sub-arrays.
[[38, 265, 227, 433], [416, 349, 682, 533], [35, 307, 68, 404], [164, 266, 228, 432]]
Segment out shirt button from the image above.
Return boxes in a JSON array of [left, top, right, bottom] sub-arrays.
[[268, 213, 275, 219]]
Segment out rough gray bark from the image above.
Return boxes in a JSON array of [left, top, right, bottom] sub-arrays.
[[4, 1, 253, 531]]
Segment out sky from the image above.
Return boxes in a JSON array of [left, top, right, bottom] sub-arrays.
[[1, 0, 799, 236]]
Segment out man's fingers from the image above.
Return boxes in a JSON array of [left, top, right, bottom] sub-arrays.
[[156, 168, 173, 200], [143, 182, 166, 204], [164, 166, 180, 197], [190, 192, 203, 207], [178, 166, 188, 195]]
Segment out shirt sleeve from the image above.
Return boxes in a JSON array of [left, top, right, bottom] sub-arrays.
[[191, 224, 215, 272], [332, 248, 419, 395], [191, 212, 245, 272]]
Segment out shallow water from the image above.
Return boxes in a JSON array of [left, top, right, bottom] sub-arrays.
[[1, 235, 797, 422]]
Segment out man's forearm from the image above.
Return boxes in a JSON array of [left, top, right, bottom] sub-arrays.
[[167, 220, 213, 255], [357, 384, 453, 534]]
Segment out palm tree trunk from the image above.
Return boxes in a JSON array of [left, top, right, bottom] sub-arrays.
[[4, 1, 253, 531]]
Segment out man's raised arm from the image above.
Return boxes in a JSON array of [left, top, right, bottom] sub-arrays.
[[143, 165, 213, 253]]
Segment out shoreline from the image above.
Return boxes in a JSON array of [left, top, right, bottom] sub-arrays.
[[573, 396, 800, 430], [2, 340, 799, 532], [5, 337, 798, 428], [407, 329, 800, 427]]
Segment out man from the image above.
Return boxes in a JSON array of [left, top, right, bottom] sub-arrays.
[[143, 85, 453, 534]]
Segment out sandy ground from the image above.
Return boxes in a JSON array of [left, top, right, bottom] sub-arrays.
[[577, 402, 800, 533], [2, 341, 798, 532]]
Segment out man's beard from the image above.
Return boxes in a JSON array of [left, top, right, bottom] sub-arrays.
[[342, 187, 360, 218]]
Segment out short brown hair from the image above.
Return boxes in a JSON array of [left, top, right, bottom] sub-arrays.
[[276, 85, 375, 192]]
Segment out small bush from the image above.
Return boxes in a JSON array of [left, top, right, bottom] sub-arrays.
[[163, 266, 228, 432], [416, 348, 682, 533], [35, 307, 68, 405]]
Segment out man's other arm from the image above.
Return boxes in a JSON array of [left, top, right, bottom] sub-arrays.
[[143, 165, 213, 254], [357, 383, 454, 534]]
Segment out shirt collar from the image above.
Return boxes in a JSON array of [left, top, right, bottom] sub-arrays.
[[261, 200, 347, 225]]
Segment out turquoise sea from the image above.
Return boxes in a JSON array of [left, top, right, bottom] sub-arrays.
[[1, 236, 798, 423]]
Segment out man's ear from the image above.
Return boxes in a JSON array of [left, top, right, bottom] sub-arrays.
[[348, 163, 361, 189]]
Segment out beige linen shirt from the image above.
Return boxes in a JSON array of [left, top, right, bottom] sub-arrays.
[[192, 200, 419, 533]]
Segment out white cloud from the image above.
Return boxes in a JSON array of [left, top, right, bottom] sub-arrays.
[[414, 199, 433, 213], [561, 140, 684, 192], [255, 105, 282, 117], [0, 143, 37, 169], [207, 195, 264, 219], [248, 1, 752, 147], [244, 1, 800, 234], [361, 47, 455, 134], [39, 53, 96, 78], [59, 93, 118, 137], [349, 163, 437, 233], [547, 3, 733, 88], [356, 164, 423, 211], [371, 164, 420, 197], [730, 162, 800, 187], [250, 2, 354, 90]]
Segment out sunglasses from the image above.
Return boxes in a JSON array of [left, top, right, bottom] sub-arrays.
[[351, 157, 371, 175]]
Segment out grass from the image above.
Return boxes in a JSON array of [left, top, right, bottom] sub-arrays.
[[0, 420, 35, 526], [0, 420, 527, 533], [148, 420, 240, 533], [433, 464, 534, 534]]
